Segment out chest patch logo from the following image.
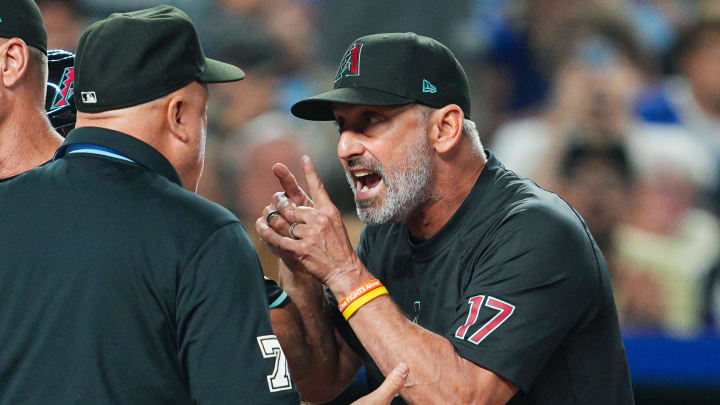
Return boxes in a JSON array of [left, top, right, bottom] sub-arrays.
[[455, 295, 515, 344], [411, 300, 421, 323]]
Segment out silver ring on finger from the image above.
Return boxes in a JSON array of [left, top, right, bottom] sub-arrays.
[[266, 210, 281, 224], [289, 222, 300, 240]]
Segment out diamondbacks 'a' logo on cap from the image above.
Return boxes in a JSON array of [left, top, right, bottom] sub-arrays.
[[51, 67, 75, 110], [335, 43, 363, 83], [81, 91, 97, 104]]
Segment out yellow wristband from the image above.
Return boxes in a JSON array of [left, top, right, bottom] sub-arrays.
[[342, 286, 389, 320]]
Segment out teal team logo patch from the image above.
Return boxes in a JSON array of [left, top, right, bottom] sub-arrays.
[[422, 79, 437, 93], [335, 43, 363, 83]]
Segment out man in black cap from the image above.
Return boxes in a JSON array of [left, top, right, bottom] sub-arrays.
[[0, 0, 64, 180], [0, 6, 408, 404], [257, 33, 635, 404], [0, 6, 300, 404]]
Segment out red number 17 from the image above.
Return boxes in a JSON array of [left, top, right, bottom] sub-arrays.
[[455, 295, 515, 344]]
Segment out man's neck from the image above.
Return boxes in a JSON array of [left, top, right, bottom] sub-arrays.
[[0, 107, 63, 179], [406, 152, 486, 240]]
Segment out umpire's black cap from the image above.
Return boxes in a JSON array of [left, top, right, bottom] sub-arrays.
[[291, 32, 471, 121], [0, 0, 48, 54], [74, 5, 245, 113]]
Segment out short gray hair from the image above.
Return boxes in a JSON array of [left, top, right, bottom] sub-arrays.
[[28, 45, 48, 102], [416, 104, 483, 155]]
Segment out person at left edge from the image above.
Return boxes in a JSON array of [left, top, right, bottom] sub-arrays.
[[0, 0, 295, 343], [6, 3, 360, 399], [0, 6, 407, 405], [0, 6, 299, 404], [0, 0, 63, 181]]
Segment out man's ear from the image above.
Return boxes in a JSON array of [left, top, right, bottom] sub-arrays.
[[166, 95, 189, 143], [429, 104, 464, 154], [0, 38, 30, 88]]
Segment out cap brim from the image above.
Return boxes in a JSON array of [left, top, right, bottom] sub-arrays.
[[198, 58, 245, 83], [291, 87, 415, 121]]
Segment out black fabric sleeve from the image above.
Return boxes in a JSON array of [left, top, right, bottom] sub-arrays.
[[176, 223, 300, 404], [445, 203, 601, 393], [265, 276, 291, 309]]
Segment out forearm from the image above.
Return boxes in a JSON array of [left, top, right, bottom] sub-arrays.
[[276, 260, 361, 402], [329, 267, 515, 404]]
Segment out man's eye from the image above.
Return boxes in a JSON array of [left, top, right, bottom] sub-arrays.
[[364, 113, 380, 126]]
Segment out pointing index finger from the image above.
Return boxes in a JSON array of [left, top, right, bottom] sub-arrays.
[[301, 155, 332, 208], [273, 163, 308, 206]]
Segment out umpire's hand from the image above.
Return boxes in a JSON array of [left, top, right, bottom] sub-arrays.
[[351, 363, 408, 405]]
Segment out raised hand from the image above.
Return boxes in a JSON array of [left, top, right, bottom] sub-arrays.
[[257, 161, 313, 264], [256, 156, 363, 289]]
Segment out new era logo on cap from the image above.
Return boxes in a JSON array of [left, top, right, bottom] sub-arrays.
[[81, 91, 97, 104], [422, 79, 437, 94]]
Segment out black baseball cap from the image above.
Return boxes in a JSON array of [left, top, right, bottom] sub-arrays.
[[45, 49, 76, 137], [75, 5, 245, 113], [0, 0, 48, 54], [291, 32, 470, 121]]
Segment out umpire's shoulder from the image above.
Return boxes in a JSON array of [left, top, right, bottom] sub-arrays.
[[149, 180, 240, 235]]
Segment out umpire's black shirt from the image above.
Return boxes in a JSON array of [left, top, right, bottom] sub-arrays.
[[0, 128, 300, 404]]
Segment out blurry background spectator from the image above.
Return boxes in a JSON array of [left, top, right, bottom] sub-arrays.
[[491, 12, 650, 189], [37, 0, 87, 50], [614, 128, 720, 336], [637, 18, 720, 211], [555, 140, 634, 268]]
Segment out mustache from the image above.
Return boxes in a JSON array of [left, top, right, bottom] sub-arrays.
[[347, 157, 384, 175]]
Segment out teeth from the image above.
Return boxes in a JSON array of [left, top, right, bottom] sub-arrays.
[[361, 184, 371, 191], [354, 170, 372, 177]]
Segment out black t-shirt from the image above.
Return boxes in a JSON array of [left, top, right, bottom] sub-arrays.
[[336, 151, 634, 404], [2, 165, 291, 310], [0, 128, 300, 404]]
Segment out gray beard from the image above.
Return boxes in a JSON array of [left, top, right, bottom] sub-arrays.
[[344, 131, 433, 224]]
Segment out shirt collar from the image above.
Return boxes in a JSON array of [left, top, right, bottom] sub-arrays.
[[407, 150, 501, 259], [55, 127, 183, 187]]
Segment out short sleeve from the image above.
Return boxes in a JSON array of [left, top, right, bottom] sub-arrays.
[[265, 276, 291, 309], [445, 204, 601, 392], [176, 223, 300, 404]]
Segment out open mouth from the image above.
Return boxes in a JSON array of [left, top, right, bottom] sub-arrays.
[[353, 169, 383, 194]]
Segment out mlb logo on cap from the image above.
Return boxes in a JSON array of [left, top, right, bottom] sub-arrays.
[[81, 91, 97, 104]]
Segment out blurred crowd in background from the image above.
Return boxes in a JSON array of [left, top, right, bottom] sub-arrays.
[[37, 0, 720, 339]]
